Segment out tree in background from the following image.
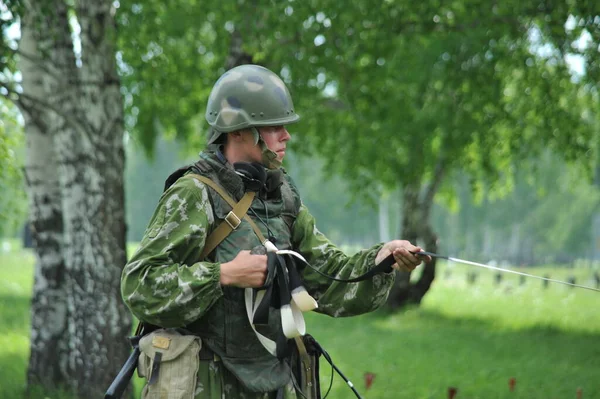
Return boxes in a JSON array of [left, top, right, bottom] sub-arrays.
[[1, 1, 130, 396], [117, 1, 599, 308], [434, 152, 600, 265]]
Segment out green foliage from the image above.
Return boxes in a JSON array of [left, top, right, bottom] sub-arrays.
[[116, 0, 599, 212], [2, 245, 599, 399], [285, 153, 381, 245], [116, 0, 232, 155], [0, 1, 21, 84], [0, 100, 27, 237]]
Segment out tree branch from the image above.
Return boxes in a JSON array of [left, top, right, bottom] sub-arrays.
[[226, 30, 253, 70]]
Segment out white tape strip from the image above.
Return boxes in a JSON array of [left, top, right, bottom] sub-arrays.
[[245, 241, 319, 354], [244, 287, 277, 356]]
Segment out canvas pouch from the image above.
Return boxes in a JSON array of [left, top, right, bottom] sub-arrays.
[[137, 328, 201, 399]]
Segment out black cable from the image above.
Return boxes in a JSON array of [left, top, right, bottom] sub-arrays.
[[312, 339, 364, 399], [249, 206, 275, 240], [301, 254, 396, 283], [304, 263, 362, 282], [260, 198, 274, 242], [322, 358, 334, 399], [290, 371, 308, 399]]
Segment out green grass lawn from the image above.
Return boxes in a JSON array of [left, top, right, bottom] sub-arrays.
[[1, 242, 599, 399]]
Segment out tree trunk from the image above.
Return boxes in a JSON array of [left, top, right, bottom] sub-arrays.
[[58, 2, 131, 396], [387, 185, 422, 308], [17, 1, 131, 397], [19, 5, 70, 392], [226, 29, 253, 69], [386, 161, 445, 309]]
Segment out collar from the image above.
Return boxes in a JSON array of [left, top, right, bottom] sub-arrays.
[[199, 150, 285, 200]]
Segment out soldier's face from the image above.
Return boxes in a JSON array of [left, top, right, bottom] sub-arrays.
[[259, 126, 291, 161], [240, 126, 290, 163]]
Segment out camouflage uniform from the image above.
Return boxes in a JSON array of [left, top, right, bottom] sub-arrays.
[[120, 65, 395, 398]]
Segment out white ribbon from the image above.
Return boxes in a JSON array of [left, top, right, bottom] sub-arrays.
[[244, 240, 318, 355]]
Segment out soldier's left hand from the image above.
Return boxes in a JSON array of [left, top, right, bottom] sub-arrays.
[[375, 240, 432, 272]]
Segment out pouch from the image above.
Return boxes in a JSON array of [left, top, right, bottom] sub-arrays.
[[138, 328, 201, 399]]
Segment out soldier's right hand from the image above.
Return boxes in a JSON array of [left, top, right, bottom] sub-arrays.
[[219, 250, 267, 288]]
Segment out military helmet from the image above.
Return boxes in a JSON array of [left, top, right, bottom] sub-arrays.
[[205, 64, 300, 144]]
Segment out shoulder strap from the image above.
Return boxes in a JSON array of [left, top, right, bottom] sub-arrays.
[[185, 174, 267, 259]]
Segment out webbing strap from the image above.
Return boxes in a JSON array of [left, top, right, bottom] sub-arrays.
[[185, 174, 267, 258], [294, 336, 316, 399]]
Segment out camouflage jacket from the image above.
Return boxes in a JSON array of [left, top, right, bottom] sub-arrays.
[[121, 151, 395, 392]]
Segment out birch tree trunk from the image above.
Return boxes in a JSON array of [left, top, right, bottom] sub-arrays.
[[19, 4, 70, 391], [16, 1, 131, 396], [58, 2, 131, 395]]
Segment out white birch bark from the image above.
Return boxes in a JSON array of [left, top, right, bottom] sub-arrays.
[[17, 0, 131, 396], [55, 1, 130, 395], [18, 3, 70, 390]]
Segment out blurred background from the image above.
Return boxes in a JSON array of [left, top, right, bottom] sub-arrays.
[[1, 0, 599, 398]]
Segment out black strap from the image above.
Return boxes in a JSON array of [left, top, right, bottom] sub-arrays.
[[163, 165, 194, 192], [199, 344, 215, 361], [305, 253, 396, 283], [148, 352, 162, 385]]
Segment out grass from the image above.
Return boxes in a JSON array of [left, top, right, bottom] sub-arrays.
[[1, 241, 599, 399]]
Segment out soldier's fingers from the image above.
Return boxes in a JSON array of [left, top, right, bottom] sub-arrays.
[[391, 253, 412, 271], [251, 254, 268, 267], [411, 247, 433, 263], [392, 252, 415, 269], [395, 248, 420, 264], [397, 253, 420, 271]]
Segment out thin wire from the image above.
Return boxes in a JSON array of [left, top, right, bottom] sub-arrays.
[[311, 339, 364, 399], [322, 360, 334, 399], [317, 345, 363, 399], [303, 262, 364, 282], [249, 205, 275, 240], [261, 198, 273, 240], [419, 251, 600, 293], [290, 371, 308, 399]]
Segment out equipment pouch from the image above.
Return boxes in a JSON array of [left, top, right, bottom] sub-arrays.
[[138, 328, 201, 399]]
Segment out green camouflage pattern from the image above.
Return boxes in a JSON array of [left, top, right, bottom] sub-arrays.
[[121, 151, 394, 397], [206, 64, 300, 144], [185, 153, 298, 392], [194, 358, 298, 398]]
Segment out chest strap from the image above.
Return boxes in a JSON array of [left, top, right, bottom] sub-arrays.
[[185, 174, 267, 258]]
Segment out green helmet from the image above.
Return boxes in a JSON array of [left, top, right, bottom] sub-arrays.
[[205, 64, 300, 144]]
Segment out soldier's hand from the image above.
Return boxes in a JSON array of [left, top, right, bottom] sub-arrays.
[[220, 250, 268, 288], [375, 240, 431, 272]]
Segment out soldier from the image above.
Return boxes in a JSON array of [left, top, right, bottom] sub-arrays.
[[121, 64, 430, 398]]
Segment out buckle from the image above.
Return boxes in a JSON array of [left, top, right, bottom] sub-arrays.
[[225, 211, 241, 230]]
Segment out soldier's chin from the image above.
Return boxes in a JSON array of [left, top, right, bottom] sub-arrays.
[[276, 150, 286, 160]]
